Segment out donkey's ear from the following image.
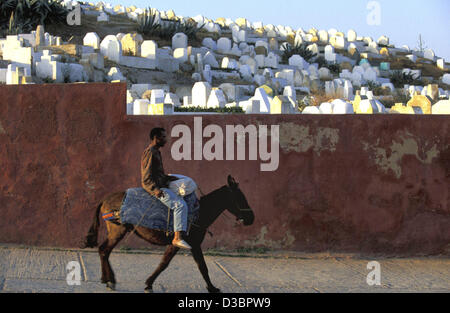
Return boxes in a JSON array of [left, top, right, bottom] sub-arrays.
[[228, 175, 238, 188]]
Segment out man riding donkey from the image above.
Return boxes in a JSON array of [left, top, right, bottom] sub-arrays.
[[141, 127, 192, 250]]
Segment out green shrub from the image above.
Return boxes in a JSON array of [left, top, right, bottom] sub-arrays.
[[390, 70, 422, 88], [281, 42, 317, 64], [137, 7, 204, 41], [0, 0, 68, 35]]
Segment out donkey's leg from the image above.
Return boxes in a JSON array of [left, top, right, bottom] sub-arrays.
[[145, 245, 179, 293], [99, 223, 128, 290], [191, 246, 221, 293]]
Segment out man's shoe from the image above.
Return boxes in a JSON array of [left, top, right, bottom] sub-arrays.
[[172, 239, 192, 250]]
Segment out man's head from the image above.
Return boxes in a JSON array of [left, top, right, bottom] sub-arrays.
[[150, 127, 167, 147]]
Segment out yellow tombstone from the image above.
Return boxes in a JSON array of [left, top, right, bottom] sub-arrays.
[[260, 85, 274, 97], [407, 95, 432, 114], [380, 47, 389, 56]]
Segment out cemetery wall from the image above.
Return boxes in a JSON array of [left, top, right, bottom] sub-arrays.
[[0, 83, 449, 255]]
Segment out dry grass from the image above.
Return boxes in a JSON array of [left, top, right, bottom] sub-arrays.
[[309, 90, 341, 107]]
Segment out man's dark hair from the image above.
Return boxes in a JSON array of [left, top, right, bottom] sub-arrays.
[[150, 128, 166, 140]]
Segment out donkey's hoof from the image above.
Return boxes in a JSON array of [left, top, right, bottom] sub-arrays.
[[207, 286, 221, 293], [106, 282, 116, 291], [144, 287, 154, 294]]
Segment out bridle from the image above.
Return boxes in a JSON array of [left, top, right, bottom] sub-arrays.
[[192, 185, 252, 235]]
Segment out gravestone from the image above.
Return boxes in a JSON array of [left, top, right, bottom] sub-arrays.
[[83, 32, 101, 50], [407, 94, 432, 114], [141, 40, 157, 59], [347, 30, 357, 42], [100, 35, 122, 63], [172, 33, 188, 50], [217, 37, 232, 53], [192, 82, 212, 108], [36, 25, 45, 47], [253, 87, 272, 113], [207, 89, 227, 108], [121, 33, 143, 56], [432, 100, 450, 114]]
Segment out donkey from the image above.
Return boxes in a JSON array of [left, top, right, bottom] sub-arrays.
[[83, 175, 255, 293]]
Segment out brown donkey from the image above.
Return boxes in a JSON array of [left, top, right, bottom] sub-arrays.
[[83, 175, 255, 293]]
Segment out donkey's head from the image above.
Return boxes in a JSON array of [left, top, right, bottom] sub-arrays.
[[225, 175, 255, 226]]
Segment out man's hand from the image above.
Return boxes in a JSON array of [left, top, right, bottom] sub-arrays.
[[155, 190, 164, 198]]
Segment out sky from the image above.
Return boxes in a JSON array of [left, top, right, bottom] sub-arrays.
[[102, 0, 450, 60]]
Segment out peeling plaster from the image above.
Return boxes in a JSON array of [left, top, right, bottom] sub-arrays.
[[280, 123, 340, 155], [244, 226, 296, 249], [362, 131, 440, 179]]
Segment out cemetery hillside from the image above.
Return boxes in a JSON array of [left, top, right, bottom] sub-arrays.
[[1, 0, 449, 115]]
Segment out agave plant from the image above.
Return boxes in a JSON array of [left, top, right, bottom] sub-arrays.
[[390, 70, 421, 88], [0, 0, 68, 34], [137, 7, 161, 35], [281, 42, 317, 63], [137, 6, 204, 41]]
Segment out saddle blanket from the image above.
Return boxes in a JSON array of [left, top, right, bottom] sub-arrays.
[[119, 188, 200, 233]]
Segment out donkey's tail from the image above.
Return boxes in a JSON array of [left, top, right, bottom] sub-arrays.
[[82, 202, 102, 248]]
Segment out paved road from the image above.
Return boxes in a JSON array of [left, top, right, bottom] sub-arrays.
[[0, 245, 449, 293]]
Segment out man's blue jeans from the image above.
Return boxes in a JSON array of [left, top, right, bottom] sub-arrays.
[[158, 188, 188, 232]]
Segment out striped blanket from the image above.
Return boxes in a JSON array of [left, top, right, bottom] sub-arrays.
[[119, 188, 200, 233]]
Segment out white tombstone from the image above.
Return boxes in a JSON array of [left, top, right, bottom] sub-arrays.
[[302, 106, 321, 114], [343, 80, 354, 101], [253, 88, 271, 113], [364, 68, 377, 82], [332, 99, 354, 114], [173, 48, 188, 63], [172, 33, 188, 50], [207, 89, 227, 108], [283, 86, 297, 102], [318, 30, 329, 43], [133, 99, 150, 115], [36, 50, 63, 82], [97, 12, 109, 22], [83, 32, 100, 50], [164, 93, 181, 107], [217, 37, 232, 53], [100, 35, 122, 63], [141, 40, 158, 59], [437, 59, 445, 70], [347, 30, 357, 42], [377, 36, 389, 46], [443, 74, 450, 85], [330, 36, 346, 49], [107, 67, 126, 81], [319, 102, 334, 114], [265, 52, 279, 69], [324, 81, 335, 97], [245, 100, 261, 114], [202, 38, 217, 50], [407, 54, 417, 63], [424, 49, 435, 61], [432, 100, 450, 115], [221, 57, 239, 69], [325, 45, 336, 63], [192, 82, 212, 108], [289, 55, 305, 69], [150, 89, 165, 104], [203, 51, 219, 68]]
